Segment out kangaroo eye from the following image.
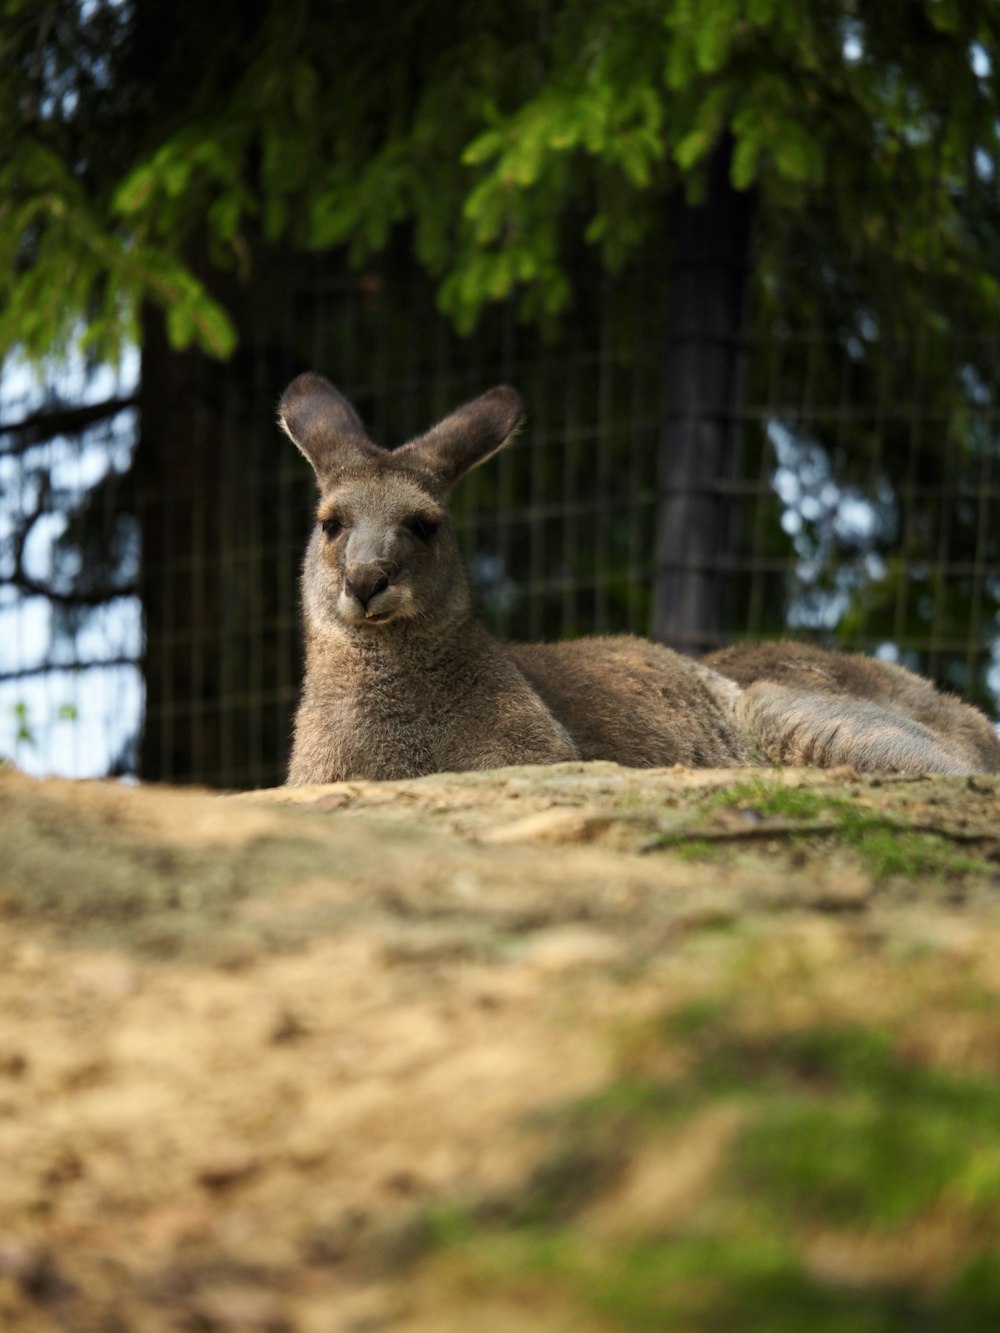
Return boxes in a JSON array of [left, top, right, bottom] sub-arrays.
[[321, 517, 344, 540], [407, 517, 440, 543]]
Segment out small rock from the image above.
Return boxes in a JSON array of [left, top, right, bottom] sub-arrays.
[[478, 809, 613, 846], [0, 1050, 28, 1077], [269, 1009, 310, 1044], [187, 1285, 292, 1332], [42, 1150, 85, 1187], [70, 957, 139, 1002], [807, 871, 872, 912], [196, 1153, 260, 1190], [303, 1209, 368, 1265], [0, 1238, 76, 1301], [314, 791, 353, 811], [518, 927, 622, 972]]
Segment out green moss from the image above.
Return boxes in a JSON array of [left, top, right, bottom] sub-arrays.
[[663, 996, 736, 1039], [652, 778, 994, 883], [835, 818, 989, 881], [409, 1010, 1000, 1329], [670, 837, 730, 862], [707, 778, 828, 821], [420, 1213, 1000, 1331], [578, 1235, 926, 1333], [549, 1078, 690, 1134], [726, 1026, 1000, 1226]]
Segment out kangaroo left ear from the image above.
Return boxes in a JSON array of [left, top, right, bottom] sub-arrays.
[[278, 373, 378, 481], [394, 386, 525, 495]]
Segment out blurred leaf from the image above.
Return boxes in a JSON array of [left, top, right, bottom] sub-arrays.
[[0, 0, 998, 356]]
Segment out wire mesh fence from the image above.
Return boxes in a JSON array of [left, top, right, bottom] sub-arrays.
[[0, 353, 142, 778], [2, 258, 998, 787]]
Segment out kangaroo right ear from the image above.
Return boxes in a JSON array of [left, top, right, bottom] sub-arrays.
[[278, 373, 376, 479], [395, 386, 525, 495]]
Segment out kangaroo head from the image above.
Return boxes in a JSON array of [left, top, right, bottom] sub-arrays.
[[279, 373, 523, 633]]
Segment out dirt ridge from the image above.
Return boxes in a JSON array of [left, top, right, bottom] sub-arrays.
[[1, 763, 999, 1330]]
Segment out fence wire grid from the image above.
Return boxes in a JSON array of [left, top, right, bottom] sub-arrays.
[[2, 261, 999, 787]]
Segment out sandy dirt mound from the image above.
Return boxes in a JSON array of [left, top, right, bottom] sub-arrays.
[[2, 762, 1000, 1330]]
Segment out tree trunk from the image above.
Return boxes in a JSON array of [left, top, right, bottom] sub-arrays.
[[652, 143, 754, 652], [135, 257, 304, 787]]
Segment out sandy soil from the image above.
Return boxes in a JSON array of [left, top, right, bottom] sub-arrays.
[[1, 762, 999, 1331]]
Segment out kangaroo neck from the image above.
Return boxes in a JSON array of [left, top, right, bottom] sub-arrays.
[[309, 607, 499, 684]]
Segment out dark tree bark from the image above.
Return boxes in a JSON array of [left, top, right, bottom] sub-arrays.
[[123, 0, 316, 786], [135, 255, 306, 786], [0, 396, 139, 455], [652, 143, 754, 652]]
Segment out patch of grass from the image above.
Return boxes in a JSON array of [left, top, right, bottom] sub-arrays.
[[670, 837, 730, 863], [687, 1020, 1000, 1221], [653, 778, 994, 883], [706, 777, 828, 821], [830, 807, 990, 881], [578, 1234, 929, 1333], [616, 793, 648, 813], [544, 1078, 690, 1135], [405, 1006, 1000, 1330], [502, 1140, 626, 1229], [578, 1234, 1000, 1332], [393, 1139, 627, 1269], [663, 996, 735, 1039], [1, 806, 341, 960], [728, 1027, 1000, 1226], [415, 1206, 1000, 1332]]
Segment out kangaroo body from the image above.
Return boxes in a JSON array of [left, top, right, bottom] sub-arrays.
[[290, 616, 579, 783], [510, 637, 749, 769], [280, 373, 1000, 784]]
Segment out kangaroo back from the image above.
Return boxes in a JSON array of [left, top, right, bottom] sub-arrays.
[[511, 637, 750, 768]]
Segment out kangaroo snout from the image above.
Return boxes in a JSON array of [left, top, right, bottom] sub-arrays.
[[344, 566, 391, 610]]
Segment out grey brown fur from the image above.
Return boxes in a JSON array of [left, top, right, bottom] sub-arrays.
[[706, 642, 1000, 775], [281, 374, 1000, 784]]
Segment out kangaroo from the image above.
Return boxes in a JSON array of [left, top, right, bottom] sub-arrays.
[[280, 373, 1000, 784], [280, 373, 749, 783]]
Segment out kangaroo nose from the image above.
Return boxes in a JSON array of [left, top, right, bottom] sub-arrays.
[[345, 567, 390, 609]]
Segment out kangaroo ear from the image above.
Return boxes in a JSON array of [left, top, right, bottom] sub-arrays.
[[396, 386, 524, 494], [278, 373, 376, 479]]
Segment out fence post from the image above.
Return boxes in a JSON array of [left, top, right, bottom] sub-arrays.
[[652, 142, 753, 653]]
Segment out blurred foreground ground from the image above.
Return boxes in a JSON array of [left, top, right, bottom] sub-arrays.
[[2, 761, 1000, 1331]]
